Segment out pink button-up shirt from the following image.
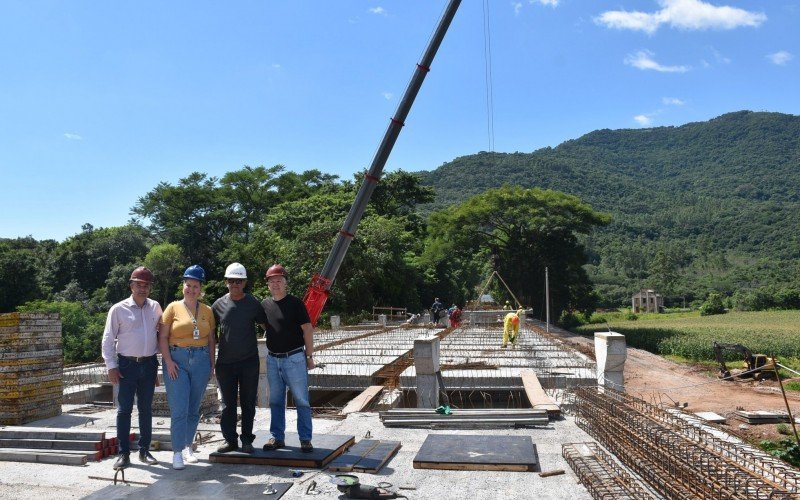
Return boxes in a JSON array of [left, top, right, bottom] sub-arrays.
[[101, 296, 162, 369]]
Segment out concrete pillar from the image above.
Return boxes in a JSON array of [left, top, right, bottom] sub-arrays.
[[414, 336, 440, 408], [330, 315, 341, 330], [594, 331, 626, 390], [378, 314, 387, 326]]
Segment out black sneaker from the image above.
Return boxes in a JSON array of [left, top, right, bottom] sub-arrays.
[[262, 438, 285, 451], [138, 450, 158, 465], [241, 442, 254, 454], [216, 442, 239, 453], [300, 441, 314, 453], [113, 452, 130, 470]]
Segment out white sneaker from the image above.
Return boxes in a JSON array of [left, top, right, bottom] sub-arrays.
[[182, 447, 198, 464], [172, 451, 185, 470]]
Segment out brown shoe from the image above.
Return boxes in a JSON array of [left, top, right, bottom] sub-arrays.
[[262, 438, 285, 451], [300, 440, 313, 453]]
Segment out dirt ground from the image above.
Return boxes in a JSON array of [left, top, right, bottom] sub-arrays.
[[542, 326, 800, 445]]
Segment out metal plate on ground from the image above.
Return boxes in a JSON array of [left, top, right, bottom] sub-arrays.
[[84, 481, 292, 499], [209, 431, 354, 468], [413, 434, 539, 472]]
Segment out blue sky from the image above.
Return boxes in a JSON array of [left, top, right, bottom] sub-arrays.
[[1, 0, 797, 241]]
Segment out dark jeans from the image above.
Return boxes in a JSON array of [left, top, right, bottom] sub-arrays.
[[117, 355, 158, 454], [216, 354, 260, 445]]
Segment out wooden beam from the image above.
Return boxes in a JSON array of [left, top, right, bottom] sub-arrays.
[[0, 450, 89, 465], [520, 369, 560, 416], [341, 385, 383, 415]]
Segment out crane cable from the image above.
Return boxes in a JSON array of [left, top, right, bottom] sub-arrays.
[[482, 0, 495, 152]]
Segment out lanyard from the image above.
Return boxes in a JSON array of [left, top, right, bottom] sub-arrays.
[[183, 301, 201, 340]]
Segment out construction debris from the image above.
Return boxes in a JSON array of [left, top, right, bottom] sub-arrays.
[[733, 410, 791, 424], [574, 386, 800, 498]]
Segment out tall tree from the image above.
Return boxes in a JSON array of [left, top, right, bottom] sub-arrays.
[[425, 186, 610, 320]]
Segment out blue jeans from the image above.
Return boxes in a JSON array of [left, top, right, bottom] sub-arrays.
[[117, 355, 158, 454], [164, 346, 211, 451], [268, 351, 312, 442]]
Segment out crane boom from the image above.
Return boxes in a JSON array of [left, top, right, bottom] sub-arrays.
[[303, 0, 462, 325]]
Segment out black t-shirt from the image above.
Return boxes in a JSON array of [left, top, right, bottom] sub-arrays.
[[212, 293, 267, 364], [261, 294, 311, 354]]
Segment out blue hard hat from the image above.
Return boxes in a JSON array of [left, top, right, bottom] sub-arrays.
[[183, 265, 206, 283]]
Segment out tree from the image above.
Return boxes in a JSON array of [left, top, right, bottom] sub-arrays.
[[0, 243, 42, 312], [144, 243, 185, 307], [425, 186, 610, 320]]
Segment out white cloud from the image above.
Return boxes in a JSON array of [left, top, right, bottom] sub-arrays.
[[531, 0, 559, 6], [381, 91, 393, 100], [624, 50, 689, 73], [706, 46, 731, 64], [634, 114, 653, 126], [64, 133, 82, 140], [512, 2, 523, 15], [271, 63, 282, 70], [767, 51, 793, 66], [595, 0, 766, 35], [662, 97, 685, 105], [369, 7, 387, 16]]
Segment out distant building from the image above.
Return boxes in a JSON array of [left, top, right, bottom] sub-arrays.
[[632, 289, 663, 313]]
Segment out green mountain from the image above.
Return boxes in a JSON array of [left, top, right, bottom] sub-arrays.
[[418, 111, 800, 307]]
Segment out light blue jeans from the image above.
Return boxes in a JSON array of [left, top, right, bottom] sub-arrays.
[[164, 346, 211, 452], [268, 351, 312, 442]]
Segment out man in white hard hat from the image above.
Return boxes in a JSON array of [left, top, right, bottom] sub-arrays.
[[211, 262, 267, 454]]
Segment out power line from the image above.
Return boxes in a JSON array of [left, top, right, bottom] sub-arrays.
[[482, 0, 495, 152]]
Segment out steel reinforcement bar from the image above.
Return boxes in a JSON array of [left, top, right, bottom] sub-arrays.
[[573, 387, 799, 499], [562, 442, 656, 499]]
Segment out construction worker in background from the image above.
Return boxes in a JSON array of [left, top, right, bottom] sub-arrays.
[[212, 263, 267, 455], [430, 297, 444, 326], [158, 265, 216, 470], [503, 300, 511, 310], [502, 308, 525, 348], [101, 266, 162, 470], [261, 264, 316, 453], [449, 304, 462, 328]]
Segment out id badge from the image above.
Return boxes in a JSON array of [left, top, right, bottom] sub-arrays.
[[193, 328, 200, 340]]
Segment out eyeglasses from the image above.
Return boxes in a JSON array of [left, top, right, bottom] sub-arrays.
[[227, 279, 244, 284]]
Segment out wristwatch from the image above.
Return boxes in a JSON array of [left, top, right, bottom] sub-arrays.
[[306, 354, 313, 360]]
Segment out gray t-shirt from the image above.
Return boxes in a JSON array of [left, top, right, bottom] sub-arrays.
[[212, 293, 267, 364]]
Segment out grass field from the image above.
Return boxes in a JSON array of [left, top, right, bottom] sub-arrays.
[[573, 310, 800, 370]]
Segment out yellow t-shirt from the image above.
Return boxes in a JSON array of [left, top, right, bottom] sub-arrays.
[[161, 301, 215, 347]]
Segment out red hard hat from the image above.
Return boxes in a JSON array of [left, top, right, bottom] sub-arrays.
[[265, 264, 287, 279], [511, 316, 520, 326], [129, 266, 154, 283]]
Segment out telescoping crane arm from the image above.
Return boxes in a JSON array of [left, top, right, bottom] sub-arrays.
[[303, 0, 462, 325]]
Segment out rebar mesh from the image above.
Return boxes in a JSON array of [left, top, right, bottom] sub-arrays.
[[574, 386, 800, 499]]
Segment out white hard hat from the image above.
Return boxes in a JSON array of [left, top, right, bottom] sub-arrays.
[[224, 262, 247, 279]]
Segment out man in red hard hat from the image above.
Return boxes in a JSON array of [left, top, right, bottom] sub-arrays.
[[502, 308, 524, 349], [261, 264, 316, 453], [101, 266, 162, 470]]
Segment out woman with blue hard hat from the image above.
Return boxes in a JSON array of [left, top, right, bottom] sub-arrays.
[[157, 264, 216, 470]]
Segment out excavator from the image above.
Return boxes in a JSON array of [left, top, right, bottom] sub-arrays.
[[712, 341, 775, 380]]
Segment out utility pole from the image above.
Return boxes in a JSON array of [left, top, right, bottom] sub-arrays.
[[545, 267, 550, 333]]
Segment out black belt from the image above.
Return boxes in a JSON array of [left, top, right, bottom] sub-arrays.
[[119, 354, 156, 363], [268, 346, 304, 358]]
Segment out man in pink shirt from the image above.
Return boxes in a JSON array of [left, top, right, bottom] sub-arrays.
[[101, 266, 162, 470]]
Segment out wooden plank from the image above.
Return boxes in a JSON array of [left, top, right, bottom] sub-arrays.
[[353, 441, 401, 473], [328, 439, 380, 472], [0, 450, 87, 466], [341, 386, 383, 415], [0, 438, 102, 451], [413, 434, 538, 472], [209, 432, 355, 468], [520, 369, 560, 416], [0, 427, 106, 441]]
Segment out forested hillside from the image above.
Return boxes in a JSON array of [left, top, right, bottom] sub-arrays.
[[419, 111, 800, 307]]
